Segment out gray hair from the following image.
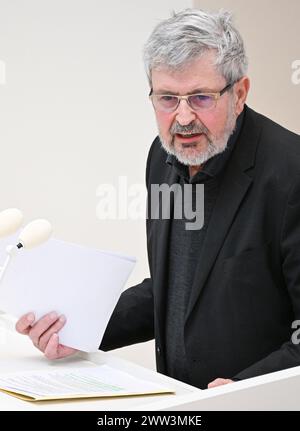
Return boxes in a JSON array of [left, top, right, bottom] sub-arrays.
[[143, 8, 248, 87]]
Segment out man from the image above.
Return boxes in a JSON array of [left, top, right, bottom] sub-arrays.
[[16, 8, 300, 389]]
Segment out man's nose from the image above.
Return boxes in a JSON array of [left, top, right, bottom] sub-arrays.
[[175, 99, 197, 125]]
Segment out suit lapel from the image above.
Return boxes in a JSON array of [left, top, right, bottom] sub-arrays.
[[184, 159, 253, 323], [148, 105, 262, 338], [184, 105, 262, 324]]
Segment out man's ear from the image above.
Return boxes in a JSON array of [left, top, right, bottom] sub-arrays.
[[234, 76, 250, 115]]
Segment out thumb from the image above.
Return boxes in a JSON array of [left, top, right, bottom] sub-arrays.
[[44, 333, 60, 359]]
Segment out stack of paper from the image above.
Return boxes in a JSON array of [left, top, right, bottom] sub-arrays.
[[0, 365, 174, 401]]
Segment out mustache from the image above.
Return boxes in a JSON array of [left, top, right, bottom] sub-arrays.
[[170, 121, 210, 136]]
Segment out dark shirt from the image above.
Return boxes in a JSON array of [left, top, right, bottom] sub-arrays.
[[164, 110, 245, 384]]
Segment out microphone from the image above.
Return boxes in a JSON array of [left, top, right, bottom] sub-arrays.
[[0, 219, 53, 283], [17, 219, 53, 250], [0, 208, 23, 238]]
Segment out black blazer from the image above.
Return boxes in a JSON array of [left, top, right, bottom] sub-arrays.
[[100, 105, 300, 389]]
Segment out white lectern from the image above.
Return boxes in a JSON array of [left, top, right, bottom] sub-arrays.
[[1, 322, 300, 410]]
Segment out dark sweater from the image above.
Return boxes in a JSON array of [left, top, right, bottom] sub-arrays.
[[165, 110, 244, 384]]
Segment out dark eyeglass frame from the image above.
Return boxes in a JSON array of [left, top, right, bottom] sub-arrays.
[[149, 82, 235, 112]]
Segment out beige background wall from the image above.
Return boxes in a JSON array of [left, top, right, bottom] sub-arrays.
[[194, 0, 300, 134]]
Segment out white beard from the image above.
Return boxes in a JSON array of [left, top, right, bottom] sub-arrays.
[[159, 98, 237, 166]]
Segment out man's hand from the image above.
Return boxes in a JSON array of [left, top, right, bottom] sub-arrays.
[[207, 378, 233, 388], [15, 312, 78, 360]]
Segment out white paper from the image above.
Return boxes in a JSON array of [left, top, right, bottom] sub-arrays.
[[0, 237, 136, 352], [0, 365, 173, 400]]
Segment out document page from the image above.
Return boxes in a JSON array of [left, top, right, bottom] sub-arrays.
[[0, 365, 174, 401], [0, 237, 136, 352]]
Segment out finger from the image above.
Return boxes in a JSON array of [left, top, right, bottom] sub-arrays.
[[208, 378, 226, 388], [15, 313, 35, 335], [44, 334, 78, 360], [38, 315, 66, 352], [44, 333, 60, 359], [57, 345, 78, 359], [29, 312, 59, 347], [212, 379, 232, 388]]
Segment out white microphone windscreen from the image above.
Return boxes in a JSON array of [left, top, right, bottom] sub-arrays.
[[0, 208, 23, 238], [19, 219, 53, 249]]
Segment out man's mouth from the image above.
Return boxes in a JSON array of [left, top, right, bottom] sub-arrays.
[[175, 133, 203, 142]]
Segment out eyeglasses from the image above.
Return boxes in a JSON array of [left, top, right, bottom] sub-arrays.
[[149, 82, 234, 113]]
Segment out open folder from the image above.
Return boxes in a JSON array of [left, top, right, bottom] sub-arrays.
[[0, 364, 174, 402], [0, 238, 136, 352]]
